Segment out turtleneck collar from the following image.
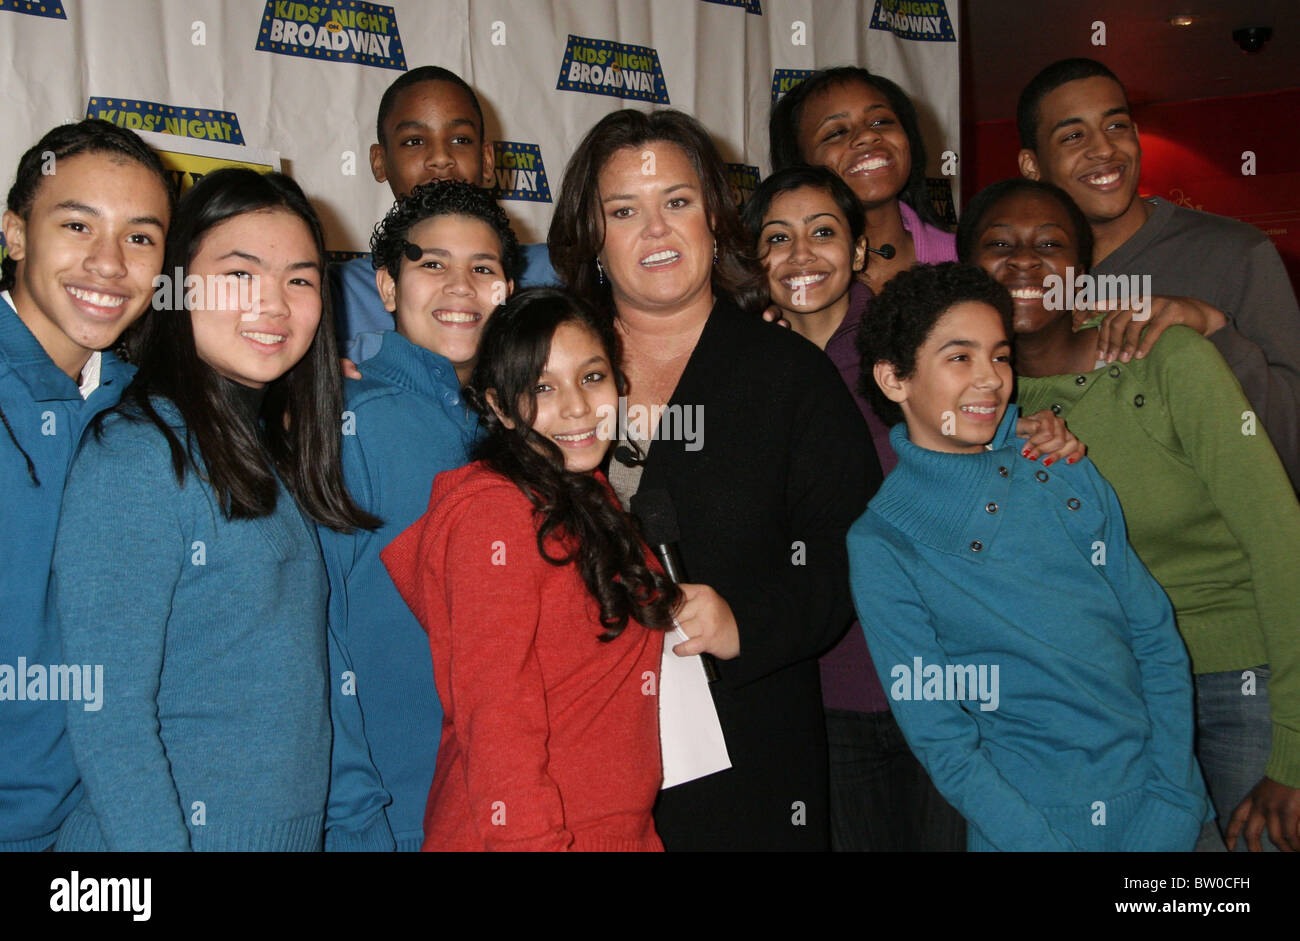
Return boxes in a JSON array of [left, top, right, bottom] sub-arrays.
[[224, 377, 267, 431], [869, 405, 1021, 557]]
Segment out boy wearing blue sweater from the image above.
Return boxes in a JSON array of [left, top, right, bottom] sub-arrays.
[[0, 122, 170, 851], [321, 180, 521, 851], [333, 66, 555, 362], [847, 263, 1210, 850]]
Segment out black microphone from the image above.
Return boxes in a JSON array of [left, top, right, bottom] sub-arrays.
[[612, 445, 645, 468], [631, 488, 718, 683], [867, 243, 896, 259]]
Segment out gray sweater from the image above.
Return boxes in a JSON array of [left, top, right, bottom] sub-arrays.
[[1094, 197, 1300, 489]]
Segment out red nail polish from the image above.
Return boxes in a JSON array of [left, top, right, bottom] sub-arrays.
[[1067, 455, 1079, 464], [1042, 457, 1055, 467]]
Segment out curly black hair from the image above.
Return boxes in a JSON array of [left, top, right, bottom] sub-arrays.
[[370, 179, 523, 285], [857, 262, 1014, 426], [956, 178, 1094, 273], [464, 286, 680, 642]]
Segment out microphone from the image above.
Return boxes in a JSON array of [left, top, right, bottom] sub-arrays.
[[612, 445, 645, 468], [867, 243, 896, 259], [631, 488, 718, 682]]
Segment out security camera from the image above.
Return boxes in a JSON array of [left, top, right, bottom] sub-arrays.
[[1232, 26, 1272, 53]]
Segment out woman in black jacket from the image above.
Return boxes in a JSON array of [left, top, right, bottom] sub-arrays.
[[548, 108, 882, 850]]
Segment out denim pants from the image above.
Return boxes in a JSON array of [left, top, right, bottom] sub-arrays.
[[1194, 664, 1281, 852], [825, 708, 966, 852]]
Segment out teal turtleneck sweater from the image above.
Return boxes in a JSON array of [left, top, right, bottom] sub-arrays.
[[847, 405, 1210, 851]]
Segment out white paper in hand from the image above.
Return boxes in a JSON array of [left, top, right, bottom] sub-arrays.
[[658, 628, 731, 789]]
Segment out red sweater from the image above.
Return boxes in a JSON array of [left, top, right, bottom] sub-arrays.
[[382, 462, 665, 852]]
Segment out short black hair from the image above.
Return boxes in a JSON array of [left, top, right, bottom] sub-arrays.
[[375, 66, 485, 147], [768, 65, 943, 228], [857, 262, 1014, 426], [370, 179, 522, 285], [742, 164, 865, 258], [1017, 58, 1127, 150], [2, 119, 172, 291], [956, 178, 1094, 273]]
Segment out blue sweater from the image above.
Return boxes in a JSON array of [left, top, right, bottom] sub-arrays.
[[319, 331, 478, 852], [0, 297, 134, 851], [846, 405, 1210, 851], [52, 400, 331, 851], [332, 243, 558, 362]]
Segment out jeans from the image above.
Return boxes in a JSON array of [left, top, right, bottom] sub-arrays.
[[825, 708, 966, 852], [1193, 664, 1280, 852]]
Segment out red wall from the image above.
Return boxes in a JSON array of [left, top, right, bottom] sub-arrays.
[[966, 89, 1300, 289]]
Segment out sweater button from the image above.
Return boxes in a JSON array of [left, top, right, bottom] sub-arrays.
[[1134, 394, 1145, 407], [970, 540, 983, 552], [985, 502, 998, 514], [1051, 404, 1062, 415], [1075, 375, 1087, 385], [1067, 498, 1081, 510], [1035, 470, 1049, 483], [998, 466, 1009, 477]]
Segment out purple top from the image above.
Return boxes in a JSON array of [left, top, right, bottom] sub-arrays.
[[819, 207, 958, 714]]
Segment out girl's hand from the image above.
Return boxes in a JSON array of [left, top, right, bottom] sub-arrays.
[[1016, 409, 1086, 467], [671, 583, 740, 660], [761, 305, 791, 329], [340, 357, 362, 380]]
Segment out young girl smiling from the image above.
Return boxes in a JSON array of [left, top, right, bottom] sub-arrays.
[[382, 287, 681, 851]]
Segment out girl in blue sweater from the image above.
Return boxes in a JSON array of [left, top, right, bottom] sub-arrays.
[[53, 169, 378, 851], [847, 262, 1210, 851]]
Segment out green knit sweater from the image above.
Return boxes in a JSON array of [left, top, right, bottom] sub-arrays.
[[1018, 325, 1300, 787]]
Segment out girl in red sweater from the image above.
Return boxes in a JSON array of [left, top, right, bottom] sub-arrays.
[[382, 287, 678, 851]]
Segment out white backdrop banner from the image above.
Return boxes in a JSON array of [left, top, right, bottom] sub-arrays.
[[0, 0, 960, 252]]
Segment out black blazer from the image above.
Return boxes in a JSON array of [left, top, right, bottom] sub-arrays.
[[634, 297, 882, 850]]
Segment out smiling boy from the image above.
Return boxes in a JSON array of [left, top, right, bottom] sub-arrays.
[[1017, 58, 1300, 492], [847, 262, 1209, 851], [333, 66, 555, 361], [320, 180, 520, 851], [0, 120, 170, 850]]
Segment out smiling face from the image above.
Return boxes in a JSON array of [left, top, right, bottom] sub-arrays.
[[2, 151, 168, 378], [187, 208, 322, 388], [878, 301, 1013, 454], [970, 191, 1083, 335], [797, 80, 911, 209], [378, 213, 512, 383], [1019, 76, 1141, 226], [370, 80, 494, 198], [523, 321, 619, 473], [596, 142, 715, 318], [758, 185, 864, 318]]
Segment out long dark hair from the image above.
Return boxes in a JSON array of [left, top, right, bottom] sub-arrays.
[[115, 168, 379, 532], [769, 66, 945, 229], [464, 287, 679, 641], [2, 119, 173, 292], [548, 109, 767, 315]]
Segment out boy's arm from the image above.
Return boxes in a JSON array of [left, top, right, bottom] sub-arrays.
[[320, 429, 397, 851], [848, 530, 1079, 851]]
